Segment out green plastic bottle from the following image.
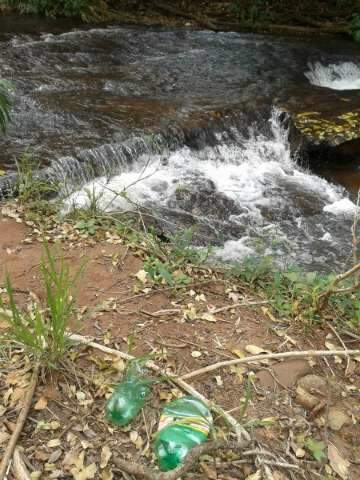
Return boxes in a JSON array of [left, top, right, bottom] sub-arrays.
[[154, 396, 213, 471], [105, 360, 152, 426]]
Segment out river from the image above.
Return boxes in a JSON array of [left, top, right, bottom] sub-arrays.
[[0, 15, 359, 270]]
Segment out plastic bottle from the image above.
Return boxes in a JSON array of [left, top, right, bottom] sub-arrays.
[[154, 396, 213, 471], [105, 360, 152, 426]]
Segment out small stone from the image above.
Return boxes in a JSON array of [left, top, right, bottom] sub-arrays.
[[296, 374, 327, 409], [296, 386, 318, 409], [298, 374, 327, 395], [328, 407, 350, 431]]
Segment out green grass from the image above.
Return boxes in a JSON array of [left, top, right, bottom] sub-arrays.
[[0, 80, 11, 135], [5, 0, 110, 21], [231, 256, 360, 332], [15, 152, 57, 203], [0, 244, 83, 366]]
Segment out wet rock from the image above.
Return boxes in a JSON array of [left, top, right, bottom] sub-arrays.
[[296, 374, 327, 409], [328, 407, 350, 431]]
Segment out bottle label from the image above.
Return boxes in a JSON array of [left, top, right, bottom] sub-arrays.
[[158, 414, 211, 436]]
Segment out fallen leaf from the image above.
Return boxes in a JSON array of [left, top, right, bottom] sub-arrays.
[[191, 351, 202, 358], [328, 443, 350, 480], [100, 446, 112, 469], [71, 463, 97, 480], [0, 431, 9, 445], [135, 270, 148, 284], [201, 312, 217, 323], [47, 439, 61, 448], [245, 345, 271, 355], [245, 470, 262, 480], [101, 469, 113, 480], [34, 396, 48, 410]]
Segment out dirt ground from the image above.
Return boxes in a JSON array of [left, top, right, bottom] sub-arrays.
[[0, 206, 359, 480]]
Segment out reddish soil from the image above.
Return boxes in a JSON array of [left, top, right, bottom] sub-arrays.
[[0, 208, 359, 480]]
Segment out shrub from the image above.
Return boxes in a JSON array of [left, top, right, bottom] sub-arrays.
[[0, 244, 83, 366], [0, 80, 11, 134], [5, 0, 109, 21]]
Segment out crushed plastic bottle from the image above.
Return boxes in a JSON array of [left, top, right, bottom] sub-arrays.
[[154, 396, 213, 471], [105, 359, 152, 426]]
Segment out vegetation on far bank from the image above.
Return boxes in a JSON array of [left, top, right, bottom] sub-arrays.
[[1, 0, 360, 40]]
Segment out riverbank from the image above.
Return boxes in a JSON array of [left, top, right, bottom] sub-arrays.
[[0, 0, 357, 38], [0, 196, 359, 479]]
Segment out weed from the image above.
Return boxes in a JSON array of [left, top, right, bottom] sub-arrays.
[[142, 228, 209, 286], [0, 80, 11, 134], [350, 13, 360, 42], [15, 152, 57, 203], [75, 218, 98, 235], [5, 0, 110, 21], [231, 256, 359, 331], [0, 244, 83, 366], [305, 438, 326, 462]]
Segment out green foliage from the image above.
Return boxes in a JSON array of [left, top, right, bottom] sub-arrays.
[[350, 14, 360, 42], [75, 218, 98, 235], [5, 0, 110, 21], [0, 80, 11, 135], [232, 256, 360, 331], [228, 0, 272, 25], [143, 228, 209, 286], [0, 244, 83, 366], [16, 152, 57, 203], [305, 438, 327, 461]]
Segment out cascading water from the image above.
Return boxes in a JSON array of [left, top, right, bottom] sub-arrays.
[[63, 110, 357, 271], [1, 20, 359, 271], [305, 61, 360, 90]]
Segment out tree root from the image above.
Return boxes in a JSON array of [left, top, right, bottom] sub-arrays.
[[0, 364, 39, 480]]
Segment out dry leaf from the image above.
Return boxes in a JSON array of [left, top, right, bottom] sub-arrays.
[[47, 439, 61, 448], [201, 312, 217, 323], [71, 463, 97, 480], [328, 443, 350, 480], [100, 446, 112, 469], [231, 349, 245, 358], [135, 270, 147, 283], [0, 431, 10, 445], [34, 396, 48, 410], [191, 351, 202, 358], [245, 470, 262, 480], [245, 345, 270, 355], [101, 469, 113, 480]]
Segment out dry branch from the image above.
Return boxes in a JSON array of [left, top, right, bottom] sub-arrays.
[[0, 364, 39, 480], [316, 263, 360, 312], [113, 440, 244, 480], [180, 349, 360, 380]]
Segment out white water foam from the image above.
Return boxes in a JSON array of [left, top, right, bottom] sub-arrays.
[[63, 110, 355, 268], [305, 62, 360, 90]]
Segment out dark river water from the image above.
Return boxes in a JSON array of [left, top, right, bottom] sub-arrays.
[[0, 15, 359, 271]]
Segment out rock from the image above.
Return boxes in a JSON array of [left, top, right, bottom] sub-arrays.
[[298, 374, 327, 394], [328, 407, 350, 431], [296, 374, 327, 409], [296, 386, 319, 409]]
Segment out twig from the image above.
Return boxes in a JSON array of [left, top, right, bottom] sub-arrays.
[[113, 441, 245, 480], [179, 349, 360, 380], [328, 324, 351, 376], [68, 333, 250, 445], [316, 263, 360, 312], [210, 300, 269, 314], [12, 448, 31, 480], [0, 363, 39, 480]]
